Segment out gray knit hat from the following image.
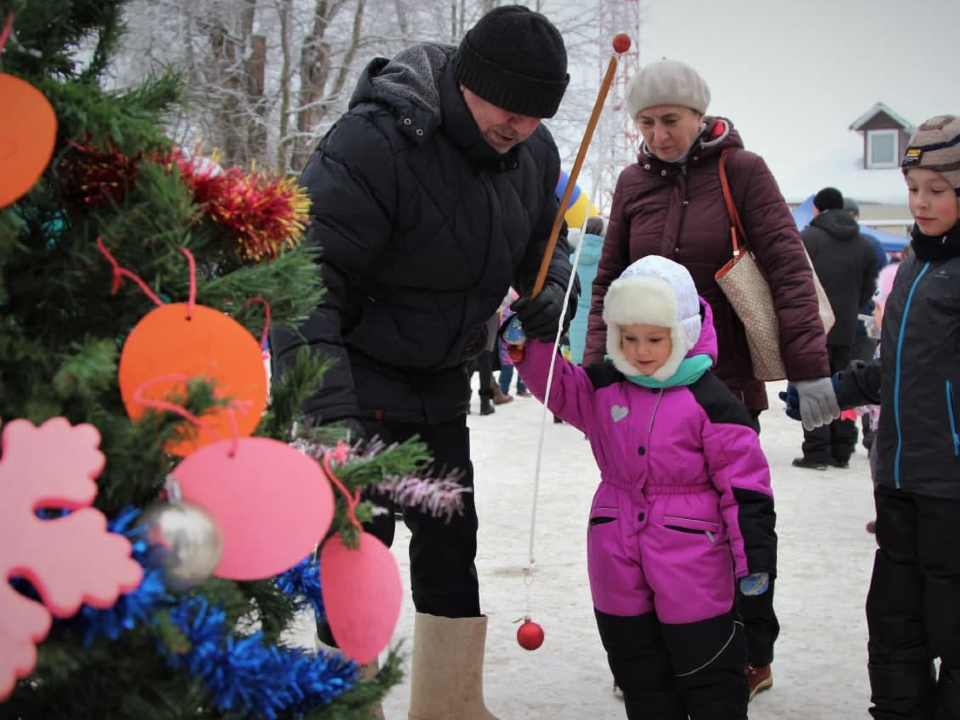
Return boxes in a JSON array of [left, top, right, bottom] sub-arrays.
[[453, 5, 569, 119], [901, 114, 960, 196], [625, 59, 711, 119]]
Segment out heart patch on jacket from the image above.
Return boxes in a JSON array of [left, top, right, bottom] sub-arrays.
[[611, 405, 629, 422]]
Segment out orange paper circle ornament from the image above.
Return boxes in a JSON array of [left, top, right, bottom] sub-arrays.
[[172, 437, 335, 580], [0, 74, 57, 208], [117, 303, 268, 456]]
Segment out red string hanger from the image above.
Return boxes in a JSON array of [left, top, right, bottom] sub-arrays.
[[96, 238, 270, 456]]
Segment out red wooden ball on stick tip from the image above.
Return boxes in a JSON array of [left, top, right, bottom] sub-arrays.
[[517, 619, 545, 651], [612, 33, 632, 54]]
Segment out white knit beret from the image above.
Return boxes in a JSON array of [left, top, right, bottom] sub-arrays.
[[625, 58, 711, 119]]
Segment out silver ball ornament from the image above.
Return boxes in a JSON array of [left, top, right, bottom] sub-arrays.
[[137, 500, 223, 592]]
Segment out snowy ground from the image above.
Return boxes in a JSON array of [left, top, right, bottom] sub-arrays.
[[294, 379, 878, 720]]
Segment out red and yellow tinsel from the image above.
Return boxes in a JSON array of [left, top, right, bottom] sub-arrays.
[[63, 140, 310, 263], [176, 155, 310, 262]]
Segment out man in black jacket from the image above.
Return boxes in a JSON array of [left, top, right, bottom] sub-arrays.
[[271, 6, 574, 719], [793, 187, 878, 470]]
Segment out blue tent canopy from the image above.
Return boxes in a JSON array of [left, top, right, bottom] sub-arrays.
[[791, 194, 909, 254]]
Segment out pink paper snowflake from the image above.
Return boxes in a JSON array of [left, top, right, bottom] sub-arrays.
[[0, 417, 143, 699]]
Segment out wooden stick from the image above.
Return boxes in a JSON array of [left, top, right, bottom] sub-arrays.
[[532, 51, 621, 297]]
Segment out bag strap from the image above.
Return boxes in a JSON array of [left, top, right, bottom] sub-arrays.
[[719, 148, 748, 256]]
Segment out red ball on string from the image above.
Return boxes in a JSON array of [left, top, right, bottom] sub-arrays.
[[612, 33, 632, 54], [517, 619, 545, 651]]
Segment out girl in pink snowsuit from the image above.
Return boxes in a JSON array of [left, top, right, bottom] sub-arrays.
[[506, 256, 776, 720]]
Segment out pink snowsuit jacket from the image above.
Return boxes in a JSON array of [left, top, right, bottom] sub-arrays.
[[514, 300, 776, 624]]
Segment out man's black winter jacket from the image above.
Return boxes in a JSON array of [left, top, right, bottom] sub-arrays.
[[271, 43, 574, 425]]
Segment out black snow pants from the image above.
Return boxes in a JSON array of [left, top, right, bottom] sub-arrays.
[[867, 484, 960, 719], [595, 609, 748, 720]]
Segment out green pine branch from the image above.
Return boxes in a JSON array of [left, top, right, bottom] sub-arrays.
[[0, 1, 411, 716]]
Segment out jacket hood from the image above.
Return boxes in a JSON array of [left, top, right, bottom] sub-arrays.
[[690, 298, 718, 364], [351, 42, 451, 136], [353, 42, 524, 167], [576, 232, 604, 267], [638, 116, 744, 166], [809, 209, 860, 240]]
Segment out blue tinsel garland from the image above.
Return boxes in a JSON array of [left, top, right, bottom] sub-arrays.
[[69, 507, 358, 719], [274, 554, 325, 625]]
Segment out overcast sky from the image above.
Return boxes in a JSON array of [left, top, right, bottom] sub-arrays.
[[616, 0, 960, 190]]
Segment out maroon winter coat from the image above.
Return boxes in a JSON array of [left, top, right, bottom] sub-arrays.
[[583, 117, 830, 411]]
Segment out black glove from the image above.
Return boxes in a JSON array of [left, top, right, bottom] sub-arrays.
[[778, 384, 802, 423], [511, 281, 576, 342]]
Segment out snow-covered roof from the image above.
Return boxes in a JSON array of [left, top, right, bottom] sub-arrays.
[[772, 131, 908, 206], [848, 103, 915, 133]]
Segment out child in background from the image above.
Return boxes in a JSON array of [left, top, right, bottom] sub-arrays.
[[857, 246, 911, 534], [786, 115, 960, 719], [497, 288, 530, 398], [505, 255, 776, 720]]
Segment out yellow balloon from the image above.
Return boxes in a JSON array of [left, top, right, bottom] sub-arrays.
[[564, 193, 600, 231]]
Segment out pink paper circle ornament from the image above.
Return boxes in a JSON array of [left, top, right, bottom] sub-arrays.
[[320, 532, 403, 664], [172, 437, 333, 580], [117, 303, 268, 456]]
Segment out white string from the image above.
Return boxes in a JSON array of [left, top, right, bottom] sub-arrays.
[[523, 194, 601, 617]]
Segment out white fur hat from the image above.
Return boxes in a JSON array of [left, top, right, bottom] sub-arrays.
[[603, 256, 702, 381]]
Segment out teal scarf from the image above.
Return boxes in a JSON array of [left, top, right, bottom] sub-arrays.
[[623, 354, 713, 389]]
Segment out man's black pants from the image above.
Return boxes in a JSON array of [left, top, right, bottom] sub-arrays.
[[361, 415, 481, 618]]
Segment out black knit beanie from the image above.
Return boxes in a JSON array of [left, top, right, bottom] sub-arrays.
[[814, 186, 844, 212], [453, 5, 569, 119]]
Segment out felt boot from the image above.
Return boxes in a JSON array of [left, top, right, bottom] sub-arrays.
[[408, 613, 500, 720]]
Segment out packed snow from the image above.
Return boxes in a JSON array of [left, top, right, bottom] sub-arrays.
[[293, 379, 877, 719]]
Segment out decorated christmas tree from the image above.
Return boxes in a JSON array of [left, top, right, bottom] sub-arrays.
[[0, 1, 455, 717]]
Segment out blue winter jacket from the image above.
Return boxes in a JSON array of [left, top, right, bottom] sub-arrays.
[[568, 232, 603, 364]]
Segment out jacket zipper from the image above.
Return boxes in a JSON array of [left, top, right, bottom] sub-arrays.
[[663, 524, 717, 543], [648, 389, 664, 437], [894, 263, 929, 487], [947, 380, 960, 458]]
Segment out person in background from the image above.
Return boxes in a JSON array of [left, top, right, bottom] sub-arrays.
[[469, 313, 510, 416], [568, 214, 605, 366], [783, 114, 960, 720], [270, 6, 575, 718], [860, 245, 911, 535], [583, 57, 833, 701], [507, 255, 776, 720], [843, 196, 889, 450], [792, 187, 877, 471]]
